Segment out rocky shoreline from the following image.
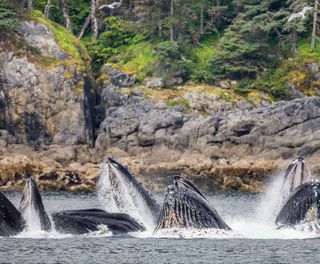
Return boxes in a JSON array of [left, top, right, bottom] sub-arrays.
[[1, 19, 320, 193], [1, 95, 320, 193]]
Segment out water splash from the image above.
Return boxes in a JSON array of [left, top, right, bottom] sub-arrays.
[[255, 173, 285, 224], [21, 202, 42, 233], [97, 163, 156, 230]]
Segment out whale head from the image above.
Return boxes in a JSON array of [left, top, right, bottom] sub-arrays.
[[280, 157, 313, 200], [19, 177, 51, 231], [98, 157, 160, 229], [154, 177, 230, 232]]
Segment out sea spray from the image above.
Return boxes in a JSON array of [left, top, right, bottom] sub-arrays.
[[22, 203, 42, 233], [97, 162, 156, 230], [255, 173, 285, 224]]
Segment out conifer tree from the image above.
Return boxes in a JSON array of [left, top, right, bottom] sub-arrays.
[[0, 0, 19, 31]]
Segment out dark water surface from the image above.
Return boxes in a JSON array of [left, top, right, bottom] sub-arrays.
[[0, 192, 319, 263]]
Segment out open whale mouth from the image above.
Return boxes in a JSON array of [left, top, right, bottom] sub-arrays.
[[154, 180, 231, 232], [98, 157, 160, 229], [19, 177, 51, 231], [173, 175, 207, 200], [280, 156, 314, 200], [19, 177, 37, 210]]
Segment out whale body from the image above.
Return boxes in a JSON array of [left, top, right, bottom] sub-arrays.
[[276, 181, 320, 228], [52, 209, 145, 235], [0, 192, 25, 236]]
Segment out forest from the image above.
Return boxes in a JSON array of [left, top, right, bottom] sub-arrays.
[[1, 0, 320, 99]]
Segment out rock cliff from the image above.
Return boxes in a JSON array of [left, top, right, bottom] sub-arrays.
[[0, 19, 94, 146]]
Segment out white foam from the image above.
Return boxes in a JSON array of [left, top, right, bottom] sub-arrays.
[[255, 173, 285, 224], [22, 204, 42, 233], [132, 228, 242, 239]]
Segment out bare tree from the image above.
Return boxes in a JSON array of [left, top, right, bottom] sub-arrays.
[[169, 0, 174, 41], [290, 27, 297, 54], [44, 0, 52, 18], [27, 0, 32, 10], [91, 0, 98, 40], [200, 0, 204, 35], [78, 14, 91, 39], [311, 0, 319, 50], [60, 0, 73, 33]]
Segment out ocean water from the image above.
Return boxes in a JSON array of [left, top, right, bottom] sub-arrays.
[[0, 190, 319, 263]]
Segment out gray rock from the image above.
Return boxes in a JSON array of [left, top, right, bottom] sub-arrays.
[[0, 21, 90, 145], [146, 77, 164, 88], [132, 88, 143, 96], [305, 63, 319, 74], [103, 64, 136, 87], [96, 96, 320, 160], [287, 84, 305, 99], [18, 21, 66, 60]]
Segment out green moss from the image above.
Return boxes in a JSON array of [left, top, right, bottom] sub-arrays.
[[29, 10, 89, 60], [28, 55, 61, 68], [166, 101, 180, 107]]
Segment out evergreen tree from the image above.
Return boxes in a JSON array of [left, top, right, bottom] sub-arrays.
[[0, 0, 19, 31], [208, 0, 274, 79]]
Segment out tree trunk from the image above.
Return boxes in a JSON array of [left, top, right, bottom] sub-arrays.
[[200, 2, 204, 35], [44, 0, 52, 18], [290, 27, 297, 54], [16, 0, 25, 14], [91, 0, 98, 40], [169, 0, 174, 41], [60, 0, 73, 33], [27, 0, 32, 10], [311, 0, 319, 50], [158, 20, 162, 38], [78, 13, 92, 39]]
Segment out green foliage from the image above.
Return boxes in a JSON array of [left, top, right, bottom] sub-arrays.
[[253, 63, 292, 100], [69, 0, 90, 36], [0, 0, 19, 31], [297, 39, 320, 61], [234, 79, 253, 95], [33, 0, 64, 24], [89, 17, 139, 69], [190, 36, 218, 83], [27, 0, 320, 99], [118, 42, 154, 81], [153, 41, 191, 82]]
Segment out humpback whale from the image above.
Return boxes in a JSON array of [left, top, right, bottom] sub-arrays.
[[52, 209, 145, 235], [19, 177, 51, 231], [99, 157, 160, 227], [0, 192, 25, 236], [276, 181, 320, 230], [276, 157, 320, 231], [155, 176, 231, 231]]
